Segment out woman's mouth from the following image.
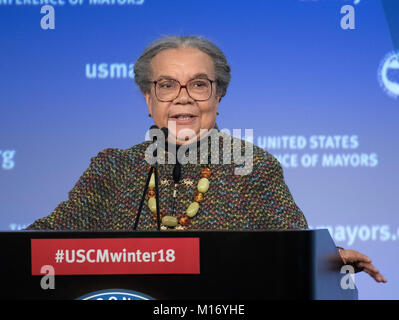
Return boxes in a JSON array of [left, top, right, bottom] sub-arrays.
[[169, 113, 199, 124]]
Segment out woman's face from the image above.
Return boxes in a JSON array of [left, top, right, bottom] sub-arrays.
[[144, 47, 220, 145]]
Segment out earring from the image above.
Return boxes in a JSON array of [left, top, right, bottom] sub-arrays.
[[148, 114, 152, 118], [216, 112, 219, 116]]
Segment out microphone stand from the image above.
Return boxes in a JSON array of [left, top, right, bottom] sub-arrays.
[[133, 128, 163, 231], [133, 163, 161, 231]]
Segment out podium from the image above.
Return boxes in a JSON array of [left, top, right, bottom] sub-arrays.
[[0, 229, 357, 300]]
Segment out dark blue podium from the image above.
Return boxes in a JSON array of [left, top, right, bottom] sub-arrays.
[[0, 229, 357, 300]]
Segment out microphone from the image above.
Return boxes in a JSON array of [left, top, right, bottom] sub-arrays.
[[134, 125, 168, 232], [173, 159, 181, 183], [149, 125, 168, 159], [155, 126, 180, 183], [160, 127, 169, 141], [149, 125, 168, 141]]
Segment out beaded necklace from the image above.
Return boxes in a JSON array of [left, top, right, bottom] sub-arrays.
[[147, 167, 211, 229]]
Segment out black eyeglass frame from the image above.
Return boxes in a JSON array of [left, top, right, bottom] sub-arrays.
[[151, 78, 216, 102]]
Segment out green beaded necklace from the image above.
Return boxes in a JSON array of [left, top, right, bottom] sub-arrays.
[[147, 167, 211, 229]]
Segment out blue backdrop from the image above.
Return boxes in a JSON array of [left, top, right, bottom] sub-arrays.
[[0, 0, 398, 299]]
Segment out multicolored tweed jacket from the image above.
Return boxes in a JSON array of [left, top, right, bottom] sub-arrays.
[[27, 127, 308, 231]]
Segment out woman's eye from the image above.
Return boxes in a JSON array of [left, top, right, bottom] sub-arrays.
[[192, 81, 207, 88], [159, 82, 173, 89]]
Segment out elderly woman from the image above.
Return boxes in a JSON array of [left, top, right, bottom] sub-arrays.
[[27, 35, 386, 283]]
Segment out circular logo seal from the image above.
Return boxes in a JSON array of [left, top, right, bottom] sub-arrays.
[[76, 289, 155, 300], [378, 51, 399, 99]]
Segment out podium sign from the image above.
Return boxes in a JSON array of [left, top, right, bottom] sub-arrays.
[[31, 237, 200, 275], [0, 229, 358, 300]]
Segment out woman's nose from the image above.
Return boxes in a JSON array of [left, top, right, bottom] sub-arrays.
[[174, 86, 193, 104]]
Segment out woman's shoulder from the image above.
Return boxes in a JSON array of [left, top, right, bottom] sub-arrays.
[[86, 141, 152, 175], [93, 141, 150, 159], [252, 143, 281, 169], [224, 132, 281, 173]]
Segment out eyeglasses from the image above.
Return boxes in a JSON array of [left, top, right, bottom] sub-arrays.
[[152, 78, 215, 102]]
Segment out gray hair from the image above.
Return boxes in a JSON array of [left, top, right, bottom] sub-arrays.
[[134, 35, 231, 100]]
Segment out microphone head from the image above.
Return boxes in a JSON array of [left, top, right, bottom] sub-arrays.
[[149, 125, 159, 143], [160, 127, 169, 140]]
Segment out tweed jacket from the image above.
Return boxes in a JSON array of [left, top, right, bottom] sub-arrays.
[[27, 128, 308, 231]]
